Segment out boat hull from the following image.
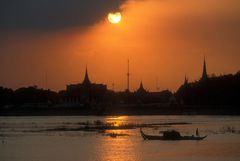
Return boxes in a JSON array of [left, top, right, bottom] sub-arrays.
[[140, 129, 207, 141]]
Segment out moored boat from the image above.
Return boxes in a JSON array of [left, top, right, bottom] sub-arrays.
[[140, 128, 207, 140]]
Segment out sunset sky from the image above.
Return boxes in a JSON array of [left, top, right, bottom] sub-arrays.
[[1, 0, 240, 92]]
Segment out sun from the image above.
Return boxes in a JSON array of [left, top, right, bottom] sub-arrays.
[[108, 12, 121, 24]]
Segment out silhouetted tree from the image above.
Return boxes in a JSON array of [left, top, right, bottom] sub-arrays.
[[0, 87, 14, 108], [176, 72, 240, 109]]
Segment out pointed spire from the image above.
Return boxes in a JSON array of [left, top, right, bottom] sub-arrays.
[[82, 66, 91, 85], [137, 81, 146, 93], [201, 56, 208, 81]]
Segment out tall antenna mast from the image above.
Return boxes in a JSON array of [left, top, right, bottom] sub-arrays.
[[127, 59, 130, 92]]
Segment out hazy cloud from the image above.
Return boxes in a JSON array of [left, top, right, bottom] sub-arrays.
[[0, 0, 126, 31]]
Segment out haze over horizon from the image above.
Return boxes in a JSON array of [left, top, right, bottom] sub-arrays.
[[1, 0, 240, 92]]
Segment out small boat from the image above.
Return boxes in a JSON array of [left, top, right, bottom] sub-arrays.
[[140, 128, 207, 141]]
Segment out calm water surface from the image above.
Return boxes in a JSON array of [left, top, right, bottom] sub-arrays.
[[0, 115, 240, 161]]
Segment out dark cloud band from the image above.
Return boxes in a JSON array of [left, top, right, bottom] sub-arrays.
[[0, 0, 126, 31]]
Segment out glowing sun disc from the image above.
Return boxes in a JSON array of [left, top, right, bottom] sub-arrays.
[[108, 12, 121, 24]]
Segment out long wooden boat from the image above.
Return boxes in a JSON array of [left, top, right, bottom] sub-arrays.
[[140, 129, 207, 141]]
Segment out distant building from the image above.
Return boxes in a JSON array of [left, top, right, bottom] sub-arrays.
[[134, 81, 148, 103], [64, 68, 107, 104], [133, 81, 172, 104]]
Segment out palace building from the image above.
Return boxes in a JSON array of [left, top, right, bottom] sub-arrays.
[[64, 68, 107, 104]]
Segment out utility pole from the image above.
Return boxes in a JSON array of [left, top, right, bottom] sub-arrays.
[[45, 71, 48, 90], [156, 76, 160, 91], [126, 59, 130, 92], [112, 81, 115, 91]]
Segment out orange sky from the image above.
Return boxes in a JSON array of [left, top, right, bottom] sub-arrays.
[[1, 0, 240, 92]]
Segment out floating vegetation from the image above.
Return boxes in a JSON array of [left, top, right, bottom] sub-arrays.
[[219, 125, 240, 134], [103, 132, 130, 138], [23, 120, 191, 134]]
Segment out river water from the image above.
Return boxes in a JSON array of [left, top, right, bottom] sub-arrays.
[[0, 115, 240, 161]]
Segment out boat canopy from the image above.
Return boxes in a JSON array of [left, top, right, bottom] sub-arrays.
[[163, 130, 181, 139]]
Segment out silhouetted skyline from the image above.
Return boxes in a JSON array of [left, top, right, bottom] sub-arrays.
[[1, 0, 240, 91]]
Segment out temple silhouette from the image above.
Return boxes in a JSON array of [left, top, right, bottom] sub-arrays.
[[62, 67, 107, 104], [182, 57, 208, 88], [176, 57, 240, 108]]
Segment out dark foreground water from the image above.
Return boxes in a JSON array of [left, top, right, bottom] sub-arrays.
[[0, 115, 240, 161]]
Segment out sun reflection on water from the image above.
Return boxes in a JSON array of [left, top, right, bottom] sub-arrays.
[[97, 134, 140, 161], [95, 116, 140, 161], [105, 116, 129, 127]]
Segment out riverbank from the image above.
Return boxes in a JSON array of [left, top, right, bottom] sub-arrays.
[[1, 104, 239, 116]]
